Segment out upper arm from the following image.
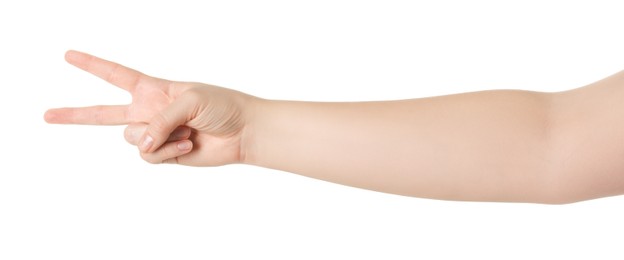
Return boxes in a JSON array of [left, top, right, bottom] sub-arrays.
[[548, 71, 624, 203]]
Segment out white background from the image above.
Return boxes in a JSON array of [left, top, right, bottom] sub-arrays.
[[1, 0, 624, 259]]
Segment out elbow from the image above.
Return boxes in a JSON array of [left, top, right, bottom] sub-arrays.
[[531, 91, 610, 205], [529, 92, 585, 205]]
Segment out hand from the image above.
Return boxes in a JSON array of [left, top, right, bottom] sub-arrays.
[[45, 51, 256, 166]]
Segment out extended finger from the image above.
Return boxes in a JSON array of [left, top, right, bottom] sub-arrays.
[[65, 50, 148, 92], [140, 140, 193, 164], [124, 124, 192, 145], [44, 105, 129, 125]]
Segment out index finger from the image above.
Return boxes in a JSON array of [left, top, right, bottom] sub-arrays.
[[65, 50, 147, 92], [44, 105, 129, 125]]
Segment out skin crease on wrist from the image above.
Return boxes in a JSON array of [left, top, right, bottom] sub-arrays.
[[45, 50, 624, 204]]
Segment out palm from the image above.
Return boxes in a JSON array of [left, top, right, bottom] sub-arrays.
[[45, 51, 242, 166], [128, 79, 188, 123]]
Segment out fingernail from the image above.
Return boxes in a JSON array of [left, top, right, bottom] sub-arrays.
[[140, 135, 153, 151], [177, 141, 191, 151]]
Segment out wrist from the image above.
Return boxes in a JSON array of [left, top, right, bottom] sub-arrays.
[[239, 96, 269, 165]]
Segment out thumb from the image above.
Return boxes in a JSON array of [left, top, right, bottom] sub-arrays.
[[139, 94, 197, 153]]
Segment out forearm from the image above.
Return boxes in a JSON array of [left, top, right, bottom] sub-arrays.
[[243, 90, 556, 203]]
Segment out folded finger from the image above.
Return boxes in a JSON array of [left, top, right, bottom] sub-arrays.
[[125, 124, 191, 145], [140, 140, 193, 164]]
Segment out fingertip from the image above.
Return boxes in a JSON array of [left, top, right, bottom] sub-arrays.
[[44, 108, 74, 124], [64, 50, 75, 62], [177, 140, 193, 151], [64, 50, 85, 64], [44, 109, 59, 124]]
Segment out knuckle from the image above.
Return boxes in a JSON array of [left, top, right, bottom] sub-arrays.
[[140, 152, 161, 164], [180, 87, 206, 104], [123, 126, 135, 144], [163, 157, 179, 164], [160, 146, 177, 160], [184, 86, 204, 98]]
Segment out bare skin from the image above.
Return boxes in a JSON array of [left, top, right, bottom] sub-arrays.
[[45, 51, 624, 204]]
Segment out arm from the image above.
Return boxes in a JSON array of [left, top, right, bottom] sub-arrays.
[[244, 91, 555, 203], [45, 51, 624, 204], [252, 76, 624, 204]]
